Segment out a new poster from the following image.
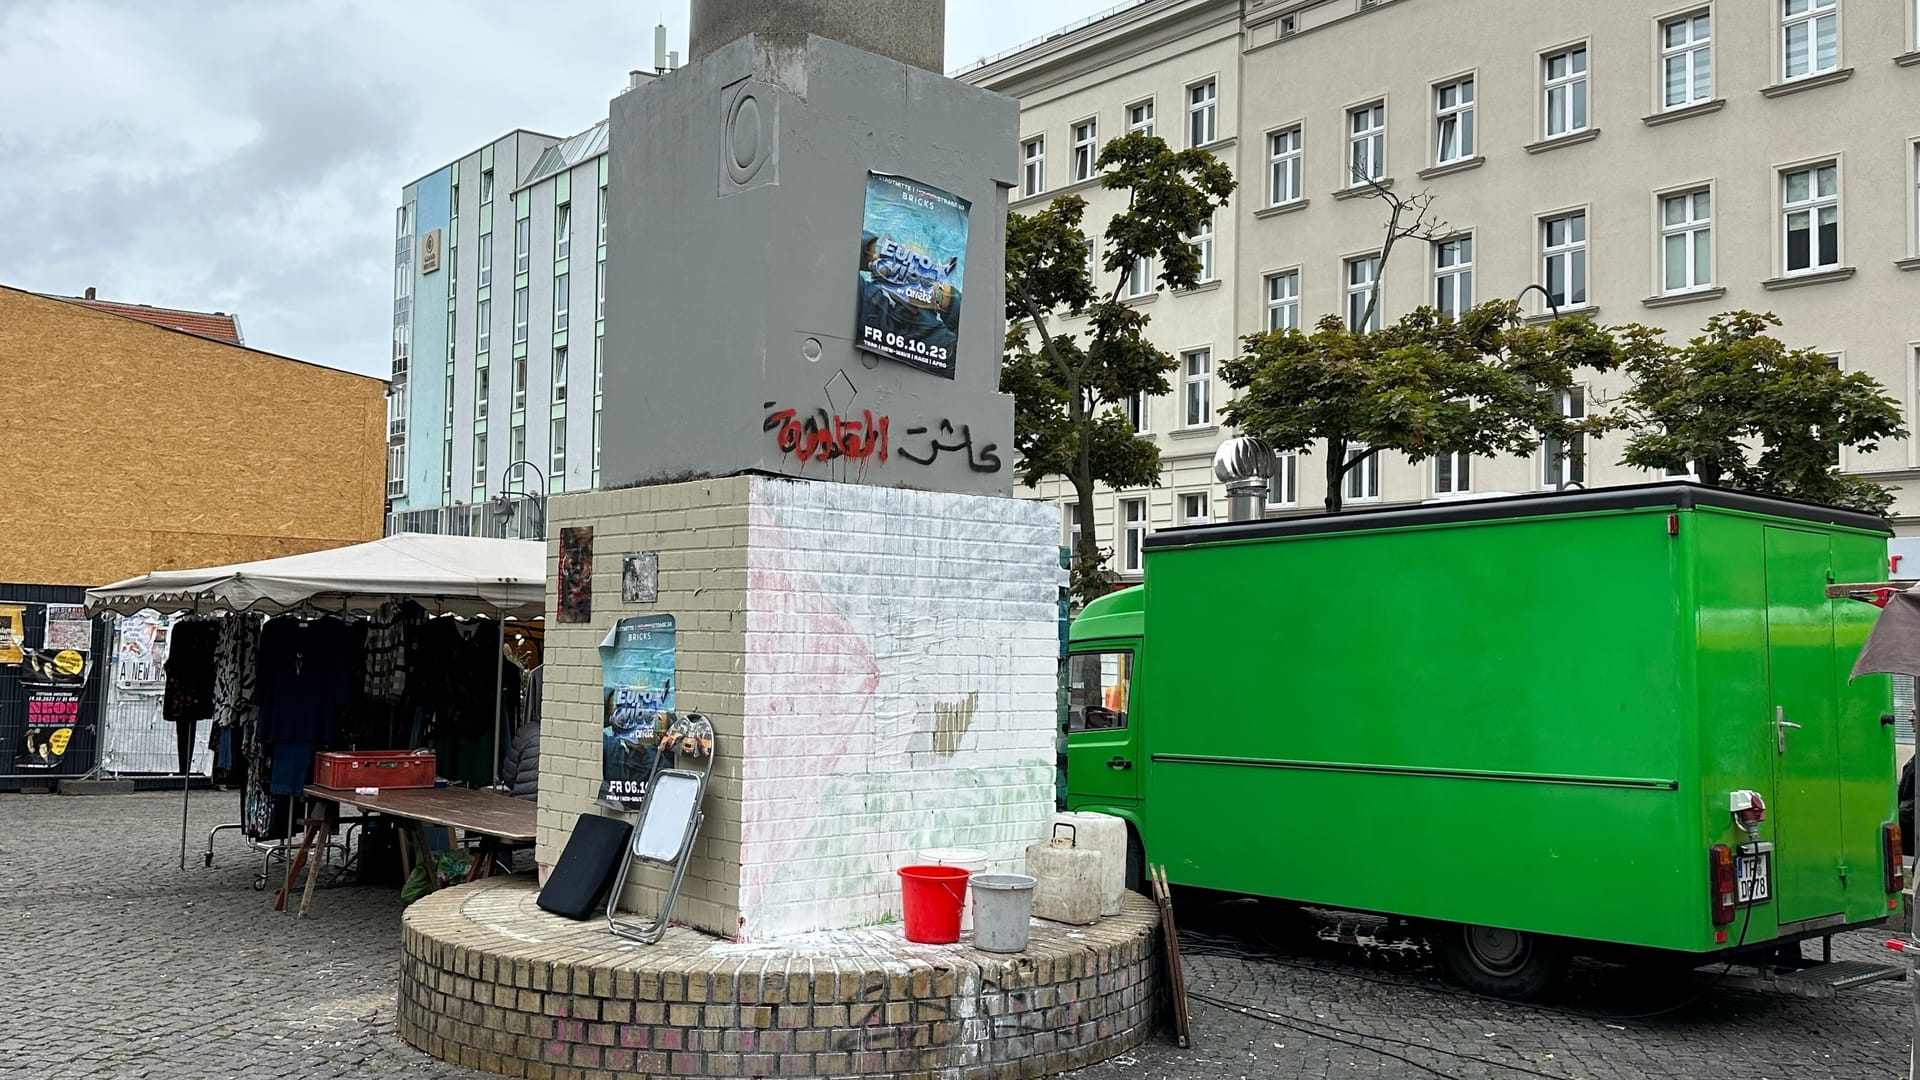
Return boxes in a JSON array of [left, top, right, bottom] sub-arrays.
[[598, 614, 675, 811], [855, 172, 970, 379], [16, 685, 80, 770]]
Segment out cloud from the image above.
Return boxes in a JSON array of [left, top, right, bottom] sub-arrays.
[[0, 0, 1118, 377]]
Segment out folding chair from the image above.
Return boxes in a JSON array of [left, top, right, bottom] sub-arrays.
[[607, 714, 716, 944]]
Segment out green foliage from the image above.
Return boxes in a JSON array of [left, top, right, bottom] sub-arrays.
[[1614, 311, 1907, 515], [1220, 300, 1622, 512], [1002, 131, 1236, 603]]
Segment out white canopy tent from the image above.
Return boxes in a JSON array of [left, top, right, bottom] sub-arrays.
[[86, 533, 546, 619]]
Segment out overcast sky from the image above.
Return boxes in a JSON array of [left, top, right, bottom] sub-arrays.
[[0, 1, 1118, 378]]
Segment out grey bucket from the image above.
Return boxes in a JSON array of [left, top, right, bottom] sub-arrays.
[[969, 873, 1038, 953]]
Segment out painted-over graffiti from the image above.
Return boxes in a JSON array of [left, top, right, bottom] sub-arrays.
[[763, 402, 1002, 474]]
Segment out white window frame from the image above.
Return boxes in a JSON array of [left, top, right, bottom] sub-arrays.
[[514, 217, 531, 274], [387, 443, 407, 498], [1121, 498, 1147, 574], [1433, 234, 1474, 318], [1126, 99, 1155, 135], [475, 365, 489, 421], [478, 233, 493, 288], [513, 354, 528, 413], [1543, 45, 1590, 139], [553, 272, 570, 332], [1182, 348, 1213, 428], [1125, 390, 1151, 434], [550, 416, 567, 478], [1021, 137, 1045, 197], [1268, 126, 1303, 206], [1541, 386, 1588, 489], [1189, 213, 1215, 282], [1344, 444, 1381, 502], [1660, 10, 1713, 110], [1123, 256, 1152, 299], [1781, 0, 1839, 82], [1071, 118, 1098, 182], [552, 345, 568, 405], [1345, 253, 1382, 331], [1659, 186, 1713, 294], [1542, 210, 1589, 309], [1267, 450, 1298, 508], [387, 382, 408, 440], [480, 169, 494, 205], [1180, 492, 1211, 525], [512, 287, 529, 344], [555, 202, 571, 260], [1265, 269, 1301, 332], [1188, 78, 1218, 147], [1434, 76, 1475, 165], [1781, 159, 1841, 275], [472, 431, 488, 489], [598, 185, 608, 247], [1348, 100, 1385, 186], [476, 299, 492, 354], [1433, 452, 1472, 496], [596, 261, 605, 322], [1064, 502, 1083, 552]]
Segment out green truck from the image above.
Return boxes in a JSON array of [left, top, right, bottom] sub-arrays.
[[1066, 481, 1902, 997]]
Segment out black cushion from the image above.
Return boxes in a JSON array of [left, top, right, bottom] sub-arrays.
[[536, 813, 632, 920]]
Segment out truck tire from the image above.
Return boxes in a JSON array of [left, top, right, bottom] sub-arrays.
[[1435, 923, 1567, 1000]]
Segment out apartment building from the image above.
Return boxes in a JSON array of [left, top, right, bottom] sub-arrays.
[[965, 0, 1920, 577], [386, 122, 613, 535]]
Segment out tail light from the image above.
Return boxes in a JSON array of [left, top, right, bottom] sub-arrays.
[[1886, 823, 1905, 894], [1710, 844, 1736, 926]]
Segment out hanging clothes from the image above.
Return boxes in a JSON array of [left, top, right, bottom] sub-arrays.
[[362, 602, 407, 701], [211, 613, 262, 729], [162, 618, 220, 725], [254, 617, 355, 796]]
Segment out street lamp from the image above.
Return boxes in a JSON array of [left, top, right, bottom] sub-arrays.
[[491, 460, 547, 539], [1516, 283, 1562, 320]]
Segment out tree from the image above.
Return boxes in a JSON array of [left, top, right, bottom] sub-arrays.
[[1222, 300, 1623, 512], [1614, 310, 1907, 515], [1002, 130, 1235, 603]]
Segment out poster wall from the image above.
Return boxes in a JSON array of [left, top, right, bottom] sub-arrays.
[[42, 605, 91, 652], [16, 686, 80, 770], [597, 614, 676, 811], [854, 172, 970, 379], [0, 604, 23, 665]]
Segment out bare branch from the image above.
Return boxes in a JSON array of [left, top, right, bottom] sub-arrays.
[[1344, 163, 1449, 333]]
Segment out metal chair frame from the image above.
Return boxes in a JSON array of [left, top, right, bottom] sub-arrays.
[[606, 715, 715, 944]]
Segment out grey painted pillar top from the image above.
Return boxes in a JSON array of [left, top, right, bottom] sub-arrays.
[[689, 0, 946, 72]]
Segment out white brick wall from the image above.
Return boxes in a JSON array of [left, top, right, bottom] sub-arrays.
[[739, 477, 1059, 939]]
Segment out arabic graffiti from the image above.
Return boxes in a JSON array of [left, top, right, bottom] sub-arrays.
[[762, 402, 1002, 474]]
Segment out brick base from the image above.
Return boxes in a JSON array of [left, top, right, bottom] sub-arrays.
[[398, 878, 1162, 1079]]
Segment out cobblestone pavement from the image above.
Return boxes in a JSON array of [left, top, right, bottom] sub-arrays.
[[0, 791, 1909, 1079]]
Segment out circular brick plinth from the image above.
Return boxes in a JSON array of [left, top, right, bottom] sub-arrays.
[[399, 878, 1162, 1079]]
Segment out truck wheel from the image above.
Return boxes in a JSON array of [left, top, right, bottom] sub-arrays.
[[1436, 924, 1566, 1000]]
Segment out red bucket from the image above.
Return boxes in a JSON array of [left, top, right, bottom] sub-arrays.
[[898, 864, 971, 944]]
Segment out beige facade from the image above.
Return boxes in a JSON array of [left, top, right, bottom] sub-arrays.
[[967, 0, 1920, 570]]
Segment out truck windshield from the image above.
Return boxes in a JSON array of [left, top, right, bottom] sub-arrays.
[[1068, 651, 1132, 732]]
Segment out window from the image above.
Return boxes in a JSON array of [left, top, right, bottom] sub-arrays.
[[1434, 236, 1473, 318], [1435, 77, 1475, 164], [1021, 137, 1045, 197], [1345, 444, 1380, 501], [1265, 270, 1300, 331], [1782, 0, 1838, 81], [395, 203, 412, 240], [1188, 79, 1217, 147], [1189, 214, 1215, 282], [1072, 119, 1098, 182], [476, 299, 492, 353], [1661, 11, 1712, 109], [475, 366, 489, 420], [1782, 161, 1839, 273], [596, 262, 605, 322], [480, 168, 494, 204], [1267, 450, 1298, 507], [472, 431, 488, 489], [387, 444, 407, 498], [1067, 650, 1133, 732], [387, 382, 408, 439], [1543, 46, 1589, 138], [512, 287, 529, 343], [594, 334, 603, 395], [1121, 498, 1147, 573], [1125, 391, 1150, 434], [510, 424, 526, 471], [1348, 101, 1385, 185], [1661, 189, 1712, 293], [478, 233, 493, 287], [1181, 492, 1210, 525], [551, 416, 567, 477], [1182, 348, 1212, 427], [1124, 256, 1152, 299], [598, 185, 608, 246], [552, 345, 568, 404], [1268, 127, 1303, 206], [1542, 211, 1588, 308], [1542, 387, 1587, 488], [514, 218, 531, 274], [554, 272, 570, 331], [592, 408, 602, 479], [1127, 100, 1155, 135], [513, 354, 528, 411], [1433, 452, 1471, 495], [391, 322, 410, 375], [1064, 502, 1083, 551], [555, 203, 572, 260], [393, 262, 412, 301], [1345, 254, 1382, 331]]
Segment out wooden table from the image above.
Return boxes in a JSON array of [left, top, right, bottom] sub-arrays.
[[275, 784, 537, 917]]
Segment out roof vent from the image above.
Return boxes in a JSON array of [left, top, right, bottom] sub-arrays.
[[1213, 437, 1276, 522]]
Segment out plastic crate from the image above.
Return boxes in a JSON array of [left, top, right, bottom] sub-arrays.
[[312, 750, 437, 790]]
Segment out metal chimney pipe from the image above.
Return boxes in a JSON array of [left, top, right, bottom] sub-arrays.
[[1213, 437, 1277, 523]]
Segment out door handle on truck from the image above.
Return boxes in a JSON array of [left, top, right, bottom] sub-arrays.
[[1775, 706, 1802, 754], [1107, 756, 1133, 771]]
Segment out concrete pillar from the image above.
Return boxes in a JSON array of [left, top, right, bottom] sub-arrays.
[[689, 0, 946, 72]]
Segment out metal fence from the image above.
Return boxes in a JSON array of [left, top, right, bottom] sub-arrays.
[[0, 585, 107, 786], [386, 496, 546, 541]]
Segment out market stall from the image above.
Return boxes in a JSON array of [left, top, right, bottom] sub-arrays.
[[86, 533, 546, 876]]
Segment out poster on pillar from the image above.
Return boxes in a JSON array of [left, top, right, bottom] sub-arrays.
[[854, 172, 969, 379], [597, 614, 676, 811]]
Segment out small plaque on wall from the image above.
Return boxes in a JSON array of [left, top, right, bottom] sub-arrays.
[[622, 552, 659, 603], [558, 526, 594, 623]]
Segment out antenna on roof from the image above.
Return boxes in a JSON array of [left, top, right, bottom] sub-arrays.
[[655, 23, 668, 72]]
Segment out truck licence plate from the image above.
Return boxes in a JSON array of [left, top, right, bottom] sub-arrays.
[[1736, 850, 1771, 904]]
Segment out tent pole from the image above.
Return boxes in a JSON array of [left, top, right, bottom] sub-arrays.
[[493, 615, 506, 788], [180, 758, 191, 871]]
